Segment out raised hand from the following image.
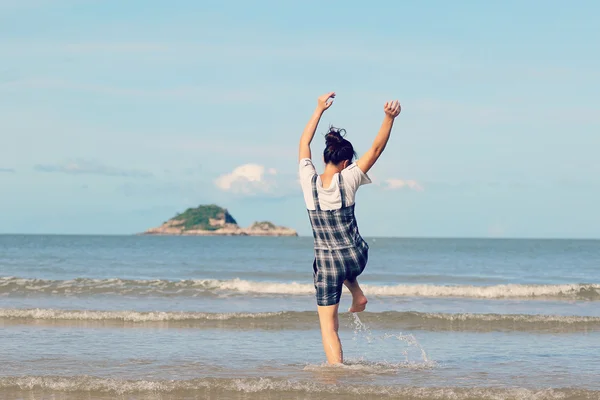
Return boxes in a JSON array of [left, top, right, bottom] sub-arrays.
[[317, 92, 336, 111], [384, 100, 401, 118]]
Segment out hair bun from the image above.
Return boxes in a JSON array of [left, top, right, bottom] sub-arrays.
[[323, 126, 356, 165], [325, 127, 346, 146]]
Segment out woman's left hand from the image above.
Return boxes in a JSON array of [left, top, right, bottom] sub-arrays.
[[317, 92, 336, 111]]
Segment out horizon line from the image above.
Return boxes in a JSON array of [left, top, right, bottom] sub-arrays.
[[0, 233, 598, 241]]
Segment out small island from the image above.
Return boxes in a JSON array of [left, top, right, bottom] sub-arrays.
[[141, 204, 298, 237]]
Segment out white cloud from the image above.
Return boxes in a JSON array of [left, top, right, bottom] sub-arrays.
[[488, 222, 507, 238], [384, 178, 424, 191], [0, 78, 263, 103], [62, 42, 169, 54], [215, 164, 278, 195], [154, 137, 289, 159], [0, 0, 54, 12], [34, 159, 153, 178]]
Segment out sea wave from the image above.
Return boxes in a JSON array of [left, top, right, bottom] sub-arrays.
[[0, 307, 285, 322], [302, 359, 437, 373], [1, 276, 599, 300], [0, 376, 597, 399], [3, 308, 600, 332]]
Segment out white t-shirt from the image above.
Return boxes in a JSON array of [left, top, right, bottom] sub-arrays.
[[299, 158, 372, 210]]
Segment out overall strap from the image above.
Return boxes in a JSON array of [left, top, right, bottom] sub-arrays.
[[338, 173, 347, 208], [311, 174, 321, 211]]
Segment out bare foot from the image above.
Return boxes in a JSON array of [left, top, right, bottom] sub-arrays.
[[349, 293, 368, 313]]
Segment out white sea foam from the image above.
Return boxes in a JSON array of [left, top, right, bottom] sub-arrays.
[[215, 278, 313, 294], [0, 308, 283, 322], [4, 308, 598, 333], [0, 376, 595, 399], [360, 282, 600, 299], [1, 276, 599, 300], [302, 360, 434, 374], [418, 312, 600, 324]]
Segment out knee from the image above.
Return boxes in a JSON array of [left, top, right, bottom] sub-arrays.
[[318, 309, 340, 333], [321, 320, 339, 334]]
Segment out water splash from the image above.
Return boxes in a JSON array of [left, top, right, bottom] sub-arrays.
[[350, 312, 374, 344], [382, 332, 430, 364], [347, 312, 433, 367]]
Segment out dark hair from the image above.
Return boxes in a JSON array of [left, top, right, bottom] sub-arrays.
[[323, 126, 357, 165]]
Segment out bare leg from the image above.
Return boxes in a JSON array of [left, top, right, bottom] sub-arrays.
[[344, 279, 368, 312], [317, 304, 343, 364]]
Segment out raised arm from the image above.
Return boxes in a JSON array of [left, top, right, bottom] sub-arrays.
[[357, 100, 401, 174], [298, 92, 335, 161]]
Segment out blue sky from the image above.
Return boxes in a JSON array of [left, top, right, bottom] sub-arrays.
[[1, 0, 598, 238]]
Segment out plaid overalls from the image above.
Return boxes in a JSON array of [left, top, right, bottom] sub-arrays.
[[308, 173, 369, 306]]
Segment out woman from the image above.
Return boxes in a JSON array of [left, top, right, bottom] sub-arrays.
[[298, 92, 401, 364]]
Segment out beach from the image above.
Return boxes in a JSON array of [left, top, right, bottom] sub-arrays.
[[1, 235, 599, 399]]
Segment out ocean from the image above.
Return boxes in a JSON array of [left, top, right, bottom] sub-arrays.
[[1, 235, 599, 400]]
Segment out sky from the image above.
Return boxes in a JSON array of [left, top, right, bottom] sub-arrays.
[[1, 0, 599, 238]]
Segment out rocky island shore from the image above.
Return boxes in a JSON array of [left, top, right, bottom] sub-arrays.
[[141, 205, 298, 237]]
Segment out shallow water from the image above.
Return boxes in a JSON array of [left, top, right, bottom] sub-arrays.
[[1, 235, 599, 399]]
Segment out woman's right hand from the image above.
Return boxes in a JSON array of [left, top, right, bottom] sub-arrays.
[[384, 100, 401, 118]]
